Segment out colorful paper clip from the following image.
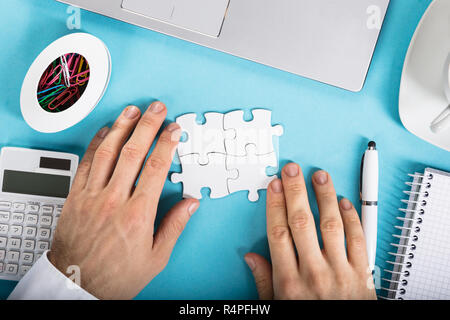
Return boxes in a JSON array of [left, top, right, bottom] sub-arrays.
[[37, 53, 90, 113]]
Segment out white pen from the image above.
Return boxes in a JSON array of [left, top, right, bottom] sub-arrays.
[[360, 141, 379, 272]]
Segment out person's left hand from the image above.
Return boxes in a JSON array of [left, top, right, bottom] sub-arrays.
[[244, 163, 376, 300]]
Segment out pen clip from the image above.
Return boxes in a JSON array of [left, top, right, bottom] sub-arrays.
[[360, 152, 365, 201]]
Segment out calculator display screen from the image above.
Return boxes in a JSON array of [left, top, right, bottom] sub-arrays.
[[2, 170, 70, 198]]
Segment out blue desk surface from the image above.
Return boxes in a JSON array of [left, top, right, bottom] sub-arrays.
[[1, 0, 449, 299]]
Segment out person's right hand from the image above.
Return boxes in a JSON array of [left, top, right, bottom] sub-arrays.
[[245, 163, 377, 300], [49, 101, 200, 300]]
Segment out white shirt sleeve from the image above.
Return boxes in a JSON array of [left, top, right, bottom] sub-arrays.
[[7, 251, 97, 300]]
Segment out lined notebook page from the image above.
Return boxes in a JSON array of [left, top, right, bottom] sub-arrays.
[[402, 168, 450, 299]]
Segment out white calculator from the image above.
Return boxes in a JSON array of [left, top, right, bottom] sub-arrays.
[[0, 147, 78, 281]]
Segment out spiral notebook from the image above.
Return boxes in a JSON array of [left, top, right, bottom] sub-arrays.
[[385, 168, 450, 300]]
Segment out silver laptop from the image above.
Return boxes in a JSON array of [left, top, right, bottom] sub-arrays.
[[57, 0, 390, 92]]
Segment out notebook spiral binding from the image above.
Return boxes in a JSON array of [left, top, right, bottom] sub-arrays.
[[381, 172, 434, 300]]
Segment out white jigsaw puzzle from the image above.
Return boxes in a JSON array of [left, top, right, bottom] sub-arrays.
[[226, 144, 278, 202], [171, 153, 238, 199], [171, 109, 283, 202], [224, 109, 284, 156], [176, 112, 233, 165]]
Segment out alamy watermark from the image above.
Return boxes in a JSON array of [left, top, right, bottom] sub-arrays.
[[366, 5, 383, 30], [65, 265, 82, 290], [66, 6, 81, 30], [65, 5, 383, 32], [170, 127, 281, 168]]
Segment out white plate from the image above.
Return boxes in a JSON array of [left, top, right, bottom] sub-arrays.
[[20, 33, 111, 133], [399, 0, 450, 151]]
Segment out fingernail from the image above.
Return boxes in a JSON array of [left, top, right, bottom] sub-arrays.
[[314, 170, 328, 185], [171, 129, 182, 142], [124, 106, 140, 119], [271, 179, 283, 193], [244, 256, 256, 271], [166, 123, 182, 142], [149, 101, 165, 113], [97, 127, 109, 138], [188, 202, 199, 216], [341, 198, 353, 210], [167, 122, 180, 132], [284, 163, 299, 177]]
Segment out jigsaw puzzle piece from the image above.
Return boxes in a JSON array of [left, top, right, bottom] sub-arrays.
[[224, 109, 284, 157], [226, 144, 278, 202], [172, 153, 238, 199], [176, 112, 231, 165]]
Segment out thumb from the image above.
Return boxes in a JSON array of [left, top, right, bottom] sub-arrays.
[[152, 199, 199, 260], [244, 253, 273, 300]]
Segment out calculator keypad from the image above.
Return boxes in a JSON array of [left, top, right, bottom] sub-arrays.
[[0, 201, 63, 280]]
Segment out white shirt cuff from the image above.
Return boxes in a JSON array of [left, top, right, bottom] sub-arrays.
[[7, 251, 98, 300]]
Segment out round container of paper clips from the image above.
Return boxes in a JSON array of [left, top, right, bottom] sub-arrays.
[[20, 33, 111, 133]]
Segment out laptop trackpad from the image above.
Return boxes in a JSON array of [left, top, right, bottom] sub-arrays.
[[121, 0, 229, 37]]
